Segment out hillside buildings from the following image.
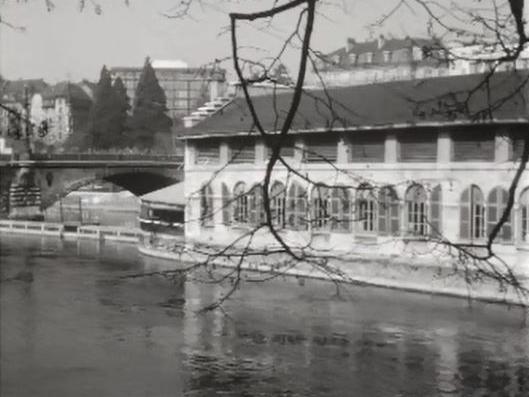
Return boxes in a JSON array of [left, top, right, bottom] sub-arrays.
[[0, 79, 93, 149], [179, 71, 529, 261], [110, 60, 227, 121], [314, 35, 529, 87]]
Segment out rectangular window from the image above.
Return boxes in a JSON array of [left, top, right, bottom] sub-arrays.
[[195, 140, 220, 165], [452, 130, 495, 161], [229, 138, 255, 164], [349, 132, 385, 162], [511, 130, 527, 161], [266, 136, 296, 159], [398, 131, 438, 162], [304, 135, 338, 163]]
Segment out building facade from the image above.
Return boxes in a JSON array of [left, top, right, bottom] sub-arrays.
[[314, 35, 529, 88], [313, 35, 449, 87], [110, 60, 227, 121], [33, 82, 93, 146], [0, 79, 92, 150], [180, 72, 528, 266], [0, 79, 48, 147]]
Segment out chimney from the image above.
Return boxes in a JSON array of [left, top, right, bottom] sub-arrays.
[[346, 38, 356, 52], [377, 34, 386, 49]]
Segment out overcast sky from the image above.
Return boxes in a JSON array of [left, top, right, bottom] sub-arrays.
[[0, 0, 434, 83]]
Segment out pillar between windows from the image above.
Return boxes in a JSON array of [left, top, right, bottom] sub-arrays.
[[294, 138, 304, 163], [220, 142, 229, 164], [495, 130, 511, 163], [442, 184, 460, 242], [186, 142, 195, 167], [337, 137, 349, 164], [255, 139, 267, 164], [385, 133, 398, 163], [437, 132, 451, 163]]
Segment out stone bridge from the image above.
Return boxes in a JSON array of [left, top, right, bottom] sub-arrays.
[[0, 153, 184, 220]]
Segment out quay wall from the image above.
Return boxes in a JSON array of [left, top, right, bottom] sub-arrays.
[[0, 219, 142, 243]]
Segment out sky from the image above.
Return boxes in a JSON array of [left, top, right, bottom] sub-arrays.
[[0, 0, 432, 84]]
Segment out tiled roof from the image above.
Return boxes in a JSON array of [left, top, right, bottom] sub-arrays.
[[42, 82, 92, 106], [180, 71, 529, 138], [0, 79, 48, 102]]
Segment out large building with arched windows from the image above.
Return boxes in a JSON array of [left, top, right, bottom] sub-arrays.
[[179, 71, 528, 269]]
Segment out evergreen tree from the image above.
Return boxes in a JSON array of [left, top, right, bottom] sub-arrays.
[[84, 66, 122, 150], [112, 76, 130, 147], [129, 57, 172, 148]]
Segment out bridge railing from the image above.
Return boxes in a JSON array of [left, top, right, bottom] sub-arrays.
[[5, 153, 184, 162]]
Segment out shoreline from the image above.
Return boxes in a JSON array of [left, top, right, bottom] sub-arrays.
[[0, 219, 141, 243], [138, 244, 529, 308], [2, 219, 528, 307]]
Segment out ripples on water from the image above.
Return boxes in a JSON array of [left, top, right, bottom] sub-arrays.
[[1, 235, 528, 397]]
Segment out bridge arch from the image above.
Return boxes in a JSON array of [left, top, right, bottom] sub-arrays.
[[39, 171, 181, 209]]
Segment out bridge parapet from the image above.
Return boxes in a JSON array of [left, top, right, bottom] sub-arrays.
[[30, 153, 184, 162]]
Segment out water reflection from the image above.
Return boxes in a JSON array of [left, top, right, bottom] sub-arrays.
[[1, 235, 528, 397]]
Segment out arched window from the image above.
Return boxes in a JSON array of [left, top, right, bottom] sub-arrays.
[[520, 188, 529, 243], [405, 184, 428, 236], [233, 182, 248, 224], [311, 185, 330, 231], [378, 186, 400, 236], [460, 185, 485, 241], [487, 187, 512, 243], [430, 184, 442, 237], [200, 184, 214, 226], [287, 182, 307, 230], [356, 184, 377, 233], [329, 187, 351, 232], [270, 181, 286, 228], [248, 184, 264, 226], [221, 183, 231, 226]]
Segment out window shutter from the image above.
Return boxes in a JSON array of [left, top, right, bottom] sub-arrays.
[[399, 132, 437, 162], [430, 185, 442, 236], [229, 138, 255, 164], [487, 187, 513, 243], [195, 140, 220, 164], [390, 201, 400, 235], [378, 197, 388, 235], [452, 131, 495, 161], [511, 131, 527, 161], [460, 188, 470, 240], [304, 135, 338, 163], [266, 136, 296, 158], [349, 133, 385, 162], [221, 183, 231, 225], [378, 187, 399, 236]]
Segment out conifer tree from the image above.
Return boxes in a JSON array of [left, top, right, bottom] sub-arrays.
[[112, 76, 130, 147], [84, 65, 122, 149], [129, 57, 172, 148]]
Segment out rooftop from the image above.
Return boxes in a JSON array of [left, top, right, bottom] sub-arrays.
[[140, 182, 185, 207], [181, 71, 529, 138], [151, 59, 189, 69]]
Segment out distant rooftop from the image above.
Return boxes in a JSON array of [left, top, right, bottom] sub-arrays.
[[151, 59, 189, 69]]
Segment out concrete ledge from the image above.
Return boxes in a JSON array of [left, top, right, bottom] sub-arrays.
[[138, 242, 529, 307]]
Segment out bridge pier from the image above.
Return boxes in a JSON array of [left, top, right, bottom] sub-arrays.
[[8, 167, 44, 221]]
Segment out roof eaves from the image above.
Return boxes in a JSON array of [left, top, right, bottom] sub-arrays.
[[177, 118, 529, 140]]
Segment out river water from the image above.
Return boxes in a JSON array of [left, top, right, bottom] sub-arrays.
[[1, 235, 529, 397]]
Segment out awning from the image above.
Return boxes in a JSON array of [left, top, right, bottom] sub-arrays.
[[140, 182, 185, 208]]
